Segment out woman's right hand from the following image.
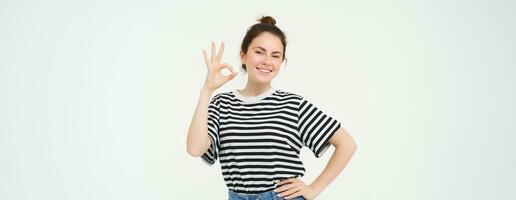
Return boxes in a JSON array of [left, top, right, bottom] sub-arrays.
[[202, 42, 237, 93]]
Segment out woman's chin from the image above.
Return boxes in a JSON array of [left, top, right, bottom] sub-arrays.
[[250, 74, 274, 84]]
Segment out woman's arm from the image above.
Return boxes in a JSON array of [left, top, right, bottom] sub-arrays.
[[276, 127, 357, 199], [186, 42, 237, 157], [308, 127, 357, 197], [186, 88, 215, 157]]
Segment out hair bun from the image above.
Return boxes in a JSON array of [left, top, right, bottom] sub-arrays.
[[258, 16, 276, 26]]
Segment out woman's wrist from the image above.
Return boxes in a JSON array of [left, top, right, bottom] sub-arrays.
[[200, 85, 215, 95], [308, 182, 324, 198]]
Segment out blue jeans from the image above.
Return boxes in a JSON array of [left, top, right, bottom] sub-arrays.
[[228, 189, 306, 200]]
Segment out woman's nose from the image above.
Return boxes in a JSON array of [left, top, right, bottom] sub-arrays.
[[263, 55, 273, 66]]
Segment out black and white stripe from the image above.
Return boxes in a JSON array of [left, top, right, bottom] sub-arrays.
[[201, 89, 341, 194]]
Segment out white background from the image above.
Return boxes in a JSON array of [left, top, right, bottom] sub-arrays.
[[1, 0, 515, 199]]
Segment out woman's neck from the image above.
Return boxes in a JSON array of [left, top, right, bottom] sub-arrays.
[[239, 81, 272, 97]]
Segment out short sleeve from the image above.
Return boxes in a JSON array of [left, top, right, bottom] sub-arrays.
[[200, 94, 221, 166], [298, 97, 341, 158]]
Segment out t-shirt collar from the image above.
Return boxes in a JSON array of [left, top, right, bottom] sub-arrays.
[[233, 87, 276, 104]]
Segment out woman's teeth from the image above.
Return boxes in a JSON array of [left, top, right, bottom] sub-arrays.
[[257, 68, 272, 73]]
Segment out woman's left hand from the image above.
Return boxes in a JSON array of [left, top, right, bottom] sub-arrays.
[[274, 178, 319, 200]]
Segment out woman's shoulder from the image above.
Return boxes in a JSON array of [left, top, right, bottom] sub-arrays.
[[211, 90, 235, 101], [207, 91, 235, 106], [273, 89, 305, 100]]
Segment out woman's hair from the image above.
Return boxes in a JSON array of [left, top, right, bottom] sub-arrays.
[[240, 16, 287, 71]]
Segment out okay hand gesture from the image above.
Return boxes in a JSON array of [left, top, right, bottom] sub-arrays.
[[202, 42, 237, 92]]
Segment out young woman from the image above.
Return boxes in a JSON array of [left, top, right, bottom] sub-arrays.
[[187, 16, 357, 200]]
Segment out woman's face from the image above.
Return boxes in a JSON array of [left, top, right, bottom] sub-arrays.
[[240, 32, 284, 84]]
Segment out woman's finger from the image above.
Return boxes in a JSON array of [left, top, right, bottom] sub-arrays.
[[275, 182, 297, 193], [216, 42, 225, 62], [284, 190, 303, 200], [219, 62, 235, 73], [202, 50, 210, 67], [210, 42, 216, 63], [278, 178, 297, 186], [225, 71, 237, 81], [279, 185, 301, 198]]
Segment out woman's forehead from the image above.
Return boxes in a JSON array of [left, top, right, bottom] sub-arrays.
[[249, 33, 283, 52]]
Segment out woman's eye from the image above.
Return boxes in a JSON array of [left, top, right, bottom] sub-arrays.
[[255, 51, 262, 54]]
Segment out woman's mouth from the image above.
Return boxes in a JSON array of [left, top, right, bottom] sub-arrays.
[[256, 67, 273, 74]]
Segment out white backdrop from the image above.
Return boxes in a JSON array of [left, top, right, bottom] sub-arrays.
[[1, 0, 515, 199]]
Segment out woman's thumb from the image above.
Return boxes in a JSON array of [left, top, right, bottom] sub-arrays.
[[227, 72, 238, 80]]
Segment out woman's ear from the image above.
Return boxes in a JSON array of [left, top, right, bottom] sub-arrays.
[[240, 51, 245, 64]]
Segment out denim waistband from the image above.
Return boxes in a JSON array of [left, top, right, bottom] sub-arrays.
[[228, 189, 305, 200]]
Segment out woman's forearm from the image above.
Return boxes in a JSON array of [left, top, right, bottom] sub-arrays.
[[310, 129, 357, 196], [186, 87, 214, 157]]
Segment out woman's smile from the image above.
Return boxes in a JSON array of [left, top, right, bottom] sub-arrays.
[[256, 66, 273, 75]]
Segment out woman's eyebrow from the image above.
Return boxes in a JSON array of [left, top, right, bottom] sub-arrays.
[[253, 46, 283, 55]]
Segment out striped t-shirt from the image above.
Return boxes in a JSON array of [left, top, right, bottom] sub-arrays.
[[201, 88, 341, 194]]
